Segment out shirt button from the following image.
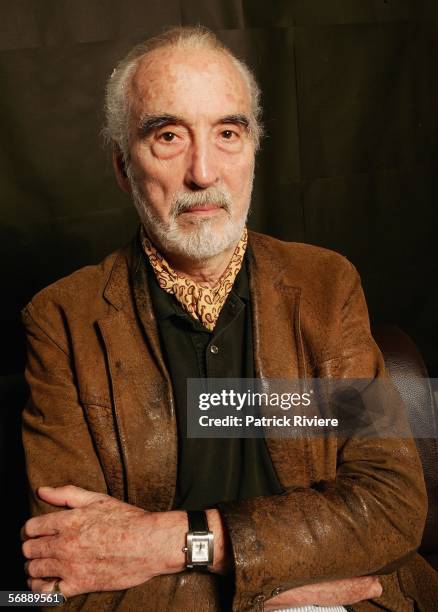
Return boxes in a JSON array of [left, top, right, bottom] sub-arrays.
[[209, 344, 219, 354]]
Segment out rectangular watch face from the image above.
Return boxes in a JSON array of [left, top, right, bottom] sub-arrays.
[[191, 537, 210, 563]]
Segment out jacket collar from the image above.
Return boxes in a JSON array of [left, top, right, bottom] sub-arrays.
[[102, 228, 298, 309], [102, 228, 144, 311]]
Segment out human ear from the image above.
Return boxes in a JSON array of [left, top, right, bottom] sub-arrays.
[[112, 147, 131, 194]]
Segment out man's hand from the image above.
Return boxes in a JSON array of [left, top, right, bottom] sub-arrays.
[[21, 485, 187, 597], [264, 576, 383, 610]]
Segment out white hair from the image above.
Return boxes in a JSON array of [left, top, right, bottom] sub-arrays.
[[102, 25, 263, 161]]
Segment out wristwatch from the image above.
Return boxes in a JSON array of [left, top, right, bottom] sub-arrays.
[[182, 510, 214, 569]]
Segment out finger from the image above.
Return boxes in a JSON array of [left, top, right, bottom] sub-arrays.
[[21, 516, 60, 540], [22, 535, 59, 560], [366, 577, 383, 599], [268, 576, 382, 608], [344, 576, 381, 598], [38, 485, 106, 509], [32, 578, 72, 599], [25, 559, 60, 579], [29, 578, 58, 593], [330, 576, 382, 604]]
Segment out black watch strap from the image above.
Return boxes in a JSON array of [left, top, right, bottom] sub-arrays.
[[183, 510, 214, 570], [187, 510, 208, 532]]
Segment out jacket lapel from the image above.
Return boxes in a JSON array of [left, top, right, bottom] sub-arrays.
[[97, 240, 177, 511], [248, 233, 304, 379], [248, 232, 314, 488]]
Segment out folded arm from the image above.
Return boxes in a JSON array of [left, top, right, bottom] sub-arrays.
[[22, 484, 381, 608]]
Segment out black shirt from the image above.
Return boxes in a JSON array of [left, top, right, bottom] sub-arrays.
[[141, 250, 282, 511]]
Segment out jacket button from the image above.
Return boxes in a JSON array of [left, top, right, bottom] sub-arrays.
[[271, 586, 283, 597], [210, 344, 219, 354]]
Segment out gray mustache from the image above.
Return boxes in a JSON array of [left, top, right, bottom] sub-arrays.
[[171, 188, 232, 216]]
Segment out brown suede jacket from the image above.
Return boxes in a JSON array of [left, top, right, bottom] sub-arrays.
[[21, 230, 437, 611]]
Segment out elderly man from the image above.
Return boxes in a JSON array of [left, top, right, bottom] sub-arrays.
[[20, 26, 430, 612]]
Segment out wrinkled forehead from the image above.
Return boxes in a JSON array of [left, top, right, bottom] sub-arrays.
[[127, 46, 252, 125]]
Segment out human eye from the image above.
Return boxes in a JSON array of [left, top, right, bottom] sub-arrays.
[[220, 128, 238, 140], [151, 126, 187, 159], [158, 130, 177, 142], [216, 124, 245, 152]]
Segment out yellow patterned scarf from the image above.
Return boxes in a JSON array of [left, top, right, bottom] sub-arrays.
[[140, 226, 248, 331]]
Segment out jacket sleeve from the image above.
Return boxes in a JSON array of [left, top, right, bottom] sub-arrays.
[[21, 302, 123, 611], [217, 263, 428, 611], [22, 301, 109, 505]]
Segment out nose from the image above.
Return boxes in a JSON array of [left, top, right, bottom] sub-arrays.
[[184, 136, 219, 190]]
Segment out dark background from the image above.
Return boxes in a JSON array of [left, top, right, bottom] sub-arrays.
[[1, 0, 437, 589]]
